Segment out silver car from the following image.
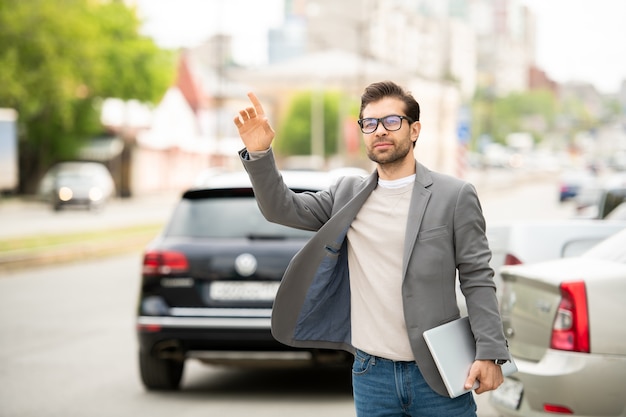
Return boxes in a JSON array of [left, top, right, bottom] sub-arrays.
[[490, 228, 626, 416], [38, 161, 116, 211]]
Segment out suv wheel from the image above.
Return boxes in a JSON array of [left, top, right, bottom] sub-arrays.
[[139, 350, 184, 390]]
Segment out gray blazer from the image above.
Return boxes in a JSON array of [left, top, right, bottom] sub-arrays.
[[240, 148, 509, 397]]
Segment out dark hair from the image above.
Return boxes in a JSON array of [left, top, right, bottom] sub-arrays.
[[359, 81, 420, 122]]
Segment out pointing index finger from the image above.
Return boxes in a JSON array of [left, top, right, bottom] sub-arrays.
[[247, 92, 265, 116]]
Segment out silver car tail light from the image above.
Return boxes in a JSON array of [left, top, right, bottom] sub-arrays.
[[550, 280, 590, 353], [504, 253, 522, 265], [543, 403, 574, 414]]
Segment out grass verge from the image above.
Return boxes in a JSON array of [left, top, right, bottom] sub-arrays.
[[0, 223, 163, 272]]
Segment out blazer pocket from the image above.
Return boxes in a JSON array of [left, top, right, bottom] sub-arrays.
[[418, 225, 448, 241], [324, 243, 342, 257]]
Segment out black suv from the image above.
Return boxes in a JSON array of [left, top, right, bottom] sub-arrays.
[[136, 170, 357, 390]]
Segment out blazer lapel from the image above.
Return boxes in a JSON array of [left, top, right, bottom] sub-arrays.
[[327, 171, 378, 236], [402, 162, 432, 277]]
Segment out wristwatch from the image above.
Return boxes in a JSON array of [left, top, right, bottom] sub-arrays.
[[494, 359, 508, 365]]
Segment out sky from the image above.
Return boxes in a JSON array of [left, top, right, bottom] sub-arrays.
[[521, 0, 626, 94], [135, 0, 284, 65], [135, 0, 626, 94]]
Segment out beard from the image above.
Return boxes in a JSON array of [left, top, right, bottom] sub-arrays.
[[366, 137, 414, 165]]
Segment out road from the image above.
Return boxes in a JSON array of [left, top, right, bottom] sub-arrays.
[[0, 254, 357, 417], [0, 169, 576, 417], [2, 254, 511, 417], [0, 192, 180, 239]]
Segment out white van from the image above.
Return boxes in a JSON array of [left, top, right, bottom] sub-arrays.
[[486, 219, 626, 298], [456, 219, 626, 313]]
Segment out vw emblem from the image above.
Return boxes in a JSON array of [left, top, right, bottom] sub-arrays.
[[235, 253, 257, 277]]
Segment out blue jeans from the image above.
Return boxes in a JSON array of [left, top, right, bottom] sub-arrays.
[[352, 350, 477, 417]]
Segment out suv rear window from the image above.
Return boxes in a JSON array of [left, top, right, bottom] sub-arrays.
[[165, 189, 315, 239]]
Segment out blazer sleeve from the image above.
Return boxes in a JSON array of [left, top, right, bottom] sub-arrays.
[[239, 148, 334, 231], [454, 182, 510, 361]]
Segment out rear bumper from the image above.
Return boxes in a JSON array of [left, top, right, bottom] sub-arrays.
[[490, 349, 626, 416], [53, 197, 106, 208], [136, 309, 312, 362], [137, 312, 272, 330]]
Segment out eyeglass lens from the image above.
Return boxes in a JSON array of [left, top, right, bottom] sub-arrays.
[[360, 116, 404, 133]]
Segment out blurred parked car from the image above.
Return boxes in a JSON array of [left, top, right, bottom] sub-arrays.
[[557, 169, 596, 202], [490, 227, 626, 416], [191, 167, 227, 188], [605, 201, 626, 220], [38, 161, 115, 211], [574, 172, 626, 219], [136, 169, 360, 390], [486, 220, 625, 297], [456, 219, 626, 315], [596, 185, 626, 219]]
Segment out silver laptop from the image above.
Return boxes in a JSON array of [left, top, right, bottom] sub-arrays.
[[423, 316, 517, 398]]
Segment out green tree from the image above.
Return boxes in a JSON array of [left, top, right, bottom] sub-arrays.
[[275, 90, 354, 157], [471, 89, 558, 147], [0, 0, 175, 192]]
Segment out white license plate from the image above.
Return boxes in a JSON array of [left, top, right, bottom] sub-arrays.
[[210, 281, 280, 301], [490, 377, 523, 410]]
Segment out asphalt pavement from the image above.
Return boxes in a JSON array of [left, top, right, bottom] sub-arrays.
[[0, 191, 179, 238], [0, 172, 533, 416]]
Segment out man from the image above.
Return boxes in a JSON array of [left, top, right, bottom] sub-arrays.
[[233, 81, 509, 417]]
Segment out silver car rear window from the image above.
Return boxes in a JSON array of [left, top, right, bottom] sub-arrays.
[[583, 228, 626, 263]]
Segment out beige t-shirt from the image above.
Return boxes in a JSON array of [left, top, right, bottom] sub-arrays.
[[348, 177, 415, 361]]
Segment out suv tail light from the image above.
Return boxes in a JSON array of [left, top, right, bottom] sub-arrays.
[[143, 251, 189, 276], [550, 281, 590, 353]]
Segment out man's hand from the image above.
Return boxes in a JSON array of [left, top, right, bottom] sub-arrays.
[[233, 92, 275, 152], [464, 360, 504, 394]]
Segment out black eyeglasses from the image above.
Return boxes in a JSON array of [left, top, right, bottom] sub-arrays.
[[357, 115, 414, 134]]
